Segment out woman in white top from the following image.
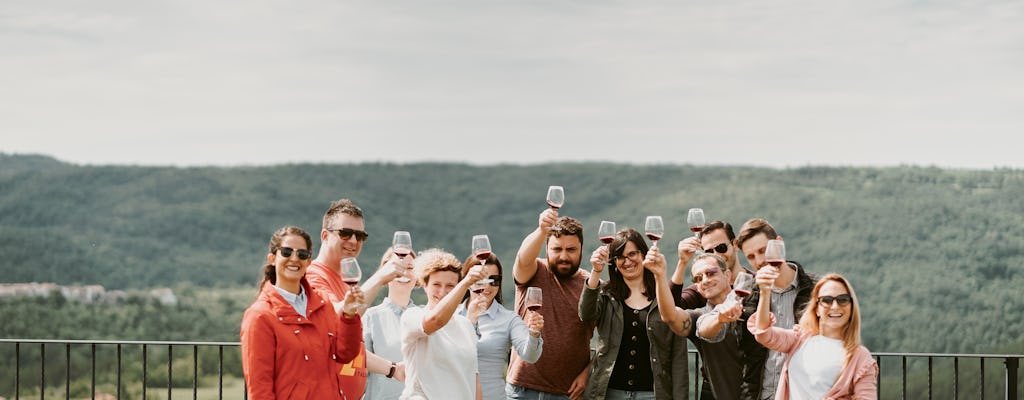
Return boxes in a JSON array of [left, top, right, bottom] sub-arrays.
[[458, 253, 544, 400], [748, 272, 878, 399], [363, 247, 417, 400], [400, 248, 485, 400]]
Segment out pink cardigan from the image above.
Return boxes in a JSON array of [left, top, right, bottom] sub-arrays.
[[747, 314, 878, 400]]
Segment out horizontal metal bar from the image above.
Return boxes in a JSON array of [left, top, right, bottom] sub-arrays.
[[0, 338, 239, 346]]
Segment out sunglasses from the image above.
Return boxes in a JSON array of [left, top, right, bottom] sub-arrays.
[[329, 228, 369, 242], [818, 294, 852, 306], [692, 268, 721, 284], [278, 247, 311, 260], [703, 243, 729, 254], [485, 275, 502, 286]]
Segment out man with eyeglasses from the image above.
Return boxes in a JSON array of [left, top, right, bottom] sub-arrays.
[[306, 198, 409, 400], [657, 253, 747, 400], [734, 218, 818, 400]]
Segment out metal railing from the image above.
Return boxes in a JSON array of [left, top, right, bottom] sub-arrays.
[[1, 339, 1021, 399]]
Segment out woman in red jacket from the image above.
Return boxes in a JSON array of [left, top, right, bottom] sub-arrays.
[[241, 226, 365, 399]]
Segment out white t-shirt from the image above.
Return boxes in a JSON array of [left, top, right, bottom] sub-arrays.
[[400, 306, 478, 400], [788, 335, 845, 400]]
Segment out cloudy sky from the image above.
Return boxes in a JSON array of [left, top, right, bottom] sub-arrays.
[[2, 0, 1022, 168]]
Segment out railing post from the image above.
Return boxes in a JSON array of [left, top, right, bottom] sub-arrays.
[[1007, 357, 1019, 400]]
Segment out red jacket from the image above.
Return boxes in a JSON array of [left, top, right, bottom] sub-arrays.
[[241, 278, 362, 400]]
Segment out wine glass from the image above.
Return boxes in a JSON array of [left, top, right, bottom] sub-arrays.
[[724, 272, 754, 309], [598, 221, 616, 245], [764, 239, 786, 292], [525, 287, 542, 313], [546, 186, 564, 210], [472, 234, 494, 284], [392, 231, 413, 283], [340, 257, 362, 286], [687, 208, 705, 238], [644, 216, 664, 248]]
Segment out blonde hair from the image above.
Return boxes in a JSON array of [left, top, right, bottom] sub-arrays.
[[798, 273, 863, 362], [413, 248, 462, 286]]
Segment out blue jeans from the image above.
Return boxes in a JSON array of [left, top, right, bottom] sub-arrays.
[[505, 383, 570, 400], [604, 389, 656, 400]]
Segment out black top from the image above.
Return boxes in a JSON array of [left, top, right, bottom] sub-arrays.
[[608, 302, 654, 391]]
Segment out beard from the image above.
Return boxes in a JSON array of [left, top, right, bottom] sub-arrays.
[[548, 258, 580, 279]]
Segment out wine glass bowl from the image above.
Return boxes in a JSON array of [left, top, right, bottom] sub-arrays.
[[644, 216, 664, 247], [525, 287, 543, 312], [472, 234, 493, 284], [546, 186, 565, 210], [687, 208, 705, 237], [340, 257, 362, 286], [598, 221, 616, 245], [392, 231, 412, 258], [764, 240, 786, 291]]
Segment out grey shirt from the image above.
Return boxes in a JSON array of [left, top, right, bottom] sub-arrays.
[[362, 297, 417, 400]]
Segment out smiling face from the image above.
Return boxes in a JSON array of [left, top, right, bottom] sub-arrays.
[[424, 270, 460, 307], [691, 257, 731, 304], [816, 280, 853, 335], [701, 228, 737, 268], [614, 241, 644, 280], [325, 214, 365, 260], [270, 234, 312, 288]]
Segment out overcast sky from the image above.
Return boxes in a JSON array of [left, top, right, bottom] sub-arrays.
[[2, 0, 1022, 169]]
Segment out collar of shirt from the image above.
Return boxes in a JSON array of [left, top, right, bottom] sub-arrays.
[[382, 297, 415, 315], [274, 285, 307, 317]]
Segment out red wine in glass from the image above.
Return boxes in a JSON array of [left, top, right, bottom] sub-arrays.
[[646, 233, 662, 242], [599, 236, 614, 245], [546, 200, 561, 210], [689, 226, 703, 234], [767, 259, 785, 268], [476, 251, 493, 261], [342, 278, 359, 285], [394, 249, 410, 258], [472, 288, 485, 294], [733, 289, 751, 299], [526, 304, 542, 312]]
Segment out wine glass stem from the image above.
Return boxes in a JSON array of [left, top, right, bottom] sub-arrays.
[[652, 240, 658, 248]]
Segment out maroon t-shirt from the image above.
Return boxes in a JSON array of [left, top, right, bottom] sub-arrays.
[[507, 259, 595, 395]]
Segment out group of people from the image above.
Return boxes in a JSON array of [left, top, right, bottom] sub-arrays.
[[240, 198, 878, 400]]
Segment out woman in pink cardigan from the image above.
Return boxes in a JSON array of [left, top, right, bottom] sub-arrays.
[[747, 273, 878, 399]]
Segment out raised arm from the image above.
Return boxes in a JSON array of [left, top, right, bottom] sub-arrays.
[[422, 266, 485, 334], [579, 246, 608, 322], [670, 236, 700, 285], [513, 209, 557, 284], [646, 247, 692, 337], [508, 310, 544, 363], [360, 255, 409, 304]]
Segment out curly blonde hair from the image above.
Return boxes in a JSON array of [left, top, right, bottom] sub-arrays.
[[414, 248, 462, 286]]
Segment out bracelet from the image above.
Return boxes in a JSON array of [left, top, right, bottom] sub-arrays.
[[386, 362, 396, 379]]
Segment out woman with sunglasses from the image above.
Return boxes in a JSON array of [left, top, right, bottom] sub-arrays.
[[580, 228, 689, 400], [401, 248, 485, 399], [458, 253, 544, 400], [241, 226, 366, 399], [748, 273, 878, 399]]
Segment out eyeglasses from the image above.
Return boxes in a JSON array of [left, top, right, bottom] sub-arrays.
[[692, 268, 722, 284], [328, 228, 369, 242], [818, 294, 852, 306], [615, 250, 643, 263], [485, 275, 502, 286], [703, 243, 729, 254], [278, 247, 311, 260]]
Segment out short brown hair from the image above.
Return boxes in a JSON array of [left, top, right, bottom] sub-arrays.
[[734, 218, 778, 250], [701, 220, 736, 242], [548, 216, 584, 243], [414, 248, 462, 286], [322, 198, 364, 229]]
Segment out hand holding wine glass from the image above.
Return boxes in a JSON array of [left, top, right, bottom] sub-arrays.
[[724, 272, 754, 307], [644, 216, 664, 248], [763, 239, 786, 292], [471, 234, 493, 284], [546, 186, 564, 210]]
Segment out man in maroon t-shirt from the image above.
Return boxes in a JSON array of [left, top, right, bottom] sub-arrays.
[[507, 208, 594, 400]]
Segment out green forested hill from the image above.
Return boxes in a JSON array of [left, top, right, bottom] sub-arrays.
[[1, 153, 1022, 354]]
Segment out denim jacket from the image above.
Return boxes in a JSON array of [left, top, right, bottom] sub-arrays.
[[579, 285, 689, 400]]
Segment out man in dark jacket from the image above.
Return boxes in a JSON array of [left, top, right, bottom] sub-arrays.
[[735, 218, 818, 400]]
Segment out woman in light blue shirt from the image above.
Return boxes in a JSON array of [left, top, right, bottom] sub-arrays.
[[362, 248, 418, 400], [458, 253, 544, 400]]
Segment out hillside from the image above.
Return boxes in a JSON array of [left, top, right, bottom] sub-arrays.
[[1, 153, 1022, 354]]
